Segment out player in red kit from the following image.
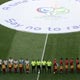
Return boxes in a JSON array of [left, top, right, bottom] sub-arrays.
[[76, 58, 79, 72], [70, 58, 74, 72], [59, 58, 63, 73], [53, 58, 57, 73], [65, 58, 69, 73], [70, 58, 74, 65]]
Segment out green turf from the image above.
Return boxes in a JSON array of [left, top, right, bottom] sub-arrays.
[[0, 0, 80, 80], [0, 25, 16, 59], [0, 0, 9, 4]]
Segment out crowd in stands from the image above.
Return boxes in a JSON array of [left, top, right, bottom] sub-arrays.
[[0, 57, 80, 74]]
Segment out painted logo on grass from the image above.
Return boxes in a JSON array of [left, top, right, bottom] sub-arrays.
[[0, 0, 80, 34], [37, 7, 69, 16]]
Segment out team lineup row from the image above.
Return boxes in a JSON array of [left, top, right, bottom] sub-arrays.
[[0, 57, 80, 74]]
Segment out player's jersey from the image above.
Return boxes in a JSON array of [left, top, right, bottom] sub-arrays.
[[36, 61, 41, 66], [3, 60, 8, 65], [53, 59, 57, 66], [13, 60, 18, 64], [31, 61, 36, 65], [70, 59, 74, 65], [25, 60, 29, 65], [60, 60, 63, 65], [47, 61, 52, 66], [19, 59, 24, 64], [42, 61, 46, 66], [8, 59, 13, 64], [76, 59, 79, 65], [65, 60, 69, 65]]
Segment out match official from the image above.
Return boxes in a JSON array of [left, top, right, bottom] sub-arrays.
[[31, 60, 36, 73], [36, 60, 41, 72], [42, 60, 46, 72], [47, 60, 52, 73]]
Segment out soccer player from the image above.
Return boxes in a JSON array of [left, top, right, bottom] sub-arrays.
[[65, 58, 69, 73], [53, 58, 57, 66], [53, 58, 57, 73], [13, 59, 18, 73], [42, 60, 46, 72], [76, 58, 79, 72], [19, 58, 24, 72], [8, 62, 12, 72], [70, 58, 74, 66], [65, 58, 69, 65], [36, 60, 41, 72], [46, 60, 52, 73], [13, 59, 18, 64], [25, 59, 30, 73], [70, 58, 74, 72], [2, 63, 6, 73], [59, 58, 64, 73], [26, 64, 30, 73], [31, 60, 36, 73]]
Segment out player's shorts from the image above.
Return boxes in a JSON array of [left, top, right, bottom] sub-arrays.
[[0, 64, 2, 67], [2, 68, 6, 72], [42, 65, 46, 69], [14, 68, 17, 72], [32, 66, 35, 69], [37, 65, 41, 69], [47, 66, 51, 69], [26, 69, 29, 71]]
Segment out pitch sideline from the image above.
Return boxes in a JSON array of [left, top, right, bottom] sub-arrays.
[[37, 34, 49, 80]]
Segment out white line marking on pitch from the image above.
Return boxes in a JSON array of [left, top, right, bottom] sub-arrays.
[[37, 34, 49, 80]]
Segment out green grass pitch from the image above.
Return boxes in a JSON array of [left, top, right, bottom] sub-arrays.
[[0, 0, 80, 80]]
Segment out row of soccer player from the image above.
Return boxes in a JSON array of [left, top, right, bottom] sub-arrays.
[[0, 57, 80, 73], [31, 58, 80, 73]]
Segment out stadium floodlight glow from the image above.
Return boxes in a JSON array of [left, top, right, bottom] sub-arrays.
[[0, 0, 80, 34]]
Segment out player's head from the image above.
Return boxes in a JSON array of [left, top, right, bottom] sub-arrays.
[[60, 58, 63, 60], [77, 58, 79, 60], [66, 58, 68, 60]]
